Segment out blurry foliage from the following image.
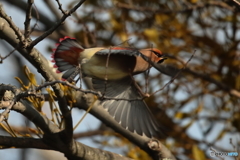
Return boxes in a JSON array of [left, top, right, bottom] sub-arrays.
[[66, 0, 240, 159], [1, 0, 240, 160]]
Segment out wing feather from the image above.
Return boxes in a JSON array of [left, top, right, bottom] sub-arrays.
[[92, 77, 162, 138]]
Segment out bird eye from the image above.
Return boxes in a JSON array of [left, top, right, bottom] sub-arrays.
[[152, 50, 162, 57]]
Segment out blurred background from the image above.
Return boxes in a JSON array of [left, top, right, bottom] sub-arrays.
[[0, 0, 239, 160]]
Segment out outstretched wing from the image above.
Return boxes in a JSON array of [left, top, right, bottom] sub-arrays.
[[52, 37, 83, 80], [96, 47, 141, 56], [92, 77, 162, 138]]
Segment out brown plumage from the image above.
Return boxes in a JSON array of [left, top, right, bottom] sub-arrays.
[[52, 36, 166, 138]]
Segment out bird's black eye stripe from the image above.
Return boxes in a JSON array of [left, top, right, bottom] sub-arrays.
[[152, 50, 162, 57]]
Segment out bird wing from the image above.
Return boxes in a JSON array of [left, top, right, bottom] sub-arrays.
[[52, 37, 83, 80], [92, 77, 162, 138], [95, 47, 141, 56]]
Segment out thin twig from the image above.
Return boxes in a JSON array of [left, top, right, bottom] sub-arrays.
[[0, 4, 25, 46], [73, 99, 95, 131], [144, 48, 154, 94], [145, 68, 150, 94], [103, 47, 111, 97], [4, 120, 17, 137], [0, 101, 14, 122], [34, 80, 144, 102], [24, 0, 34, 39], [55, 0, 67, 15], [116, 1, 233, 13], [0, 49, 16, 63], [130, 74, 149, 98], [78, 63, 83, 89], [29, 0, 86, 48], [30, 3, 40, 36], [150, 50, 196, 96]]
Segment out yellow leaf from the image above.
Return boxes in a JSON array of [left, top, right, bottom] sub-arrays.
[[155, 14, 169, 25], [119, 32, 128, 42], [190, 0, 198, 3], [28, 73, 38, 86], [192, 145, 206, 160], [46, 88, 56, 99], [175, 112, 190, 119], [23, 66, 38, 86], [28, 128, 39, 134], [194, 103, 203, 114], [110, 14, 122, 32], [236, 75, 240, 90], [183, 120, 194, 129], [216, 131, 225, 140], [15, 77, 30, 90], [143, 28, 159, 42]]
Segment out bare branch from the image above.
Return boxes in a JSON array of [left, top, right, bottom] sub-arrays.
[[0, 136, 52, 150], [29, 0, 86, 48], [73, 129, 104, 139], [150, 51, 195, 96], [148, 139, 176, 160], [33, 80, 145, 102], [24, 0, 34, 39], [0, 136, 134, 160], [0, 100, 14, 122], [73, 91, 175, 160], [145, 53, 240, 99], [0, 84, 60, 134], [55, 0, 67, 15], [0, 49, 16, 63], [116, 1, 234, 13], [0, 4, 25, 46]]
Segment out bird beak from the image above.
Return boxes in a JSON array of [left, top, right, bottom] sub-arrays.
[[157, 57, 167, 64]]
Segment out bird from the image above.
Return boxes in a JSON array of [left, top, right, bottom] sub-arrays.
[[51, 36, 166, 138]]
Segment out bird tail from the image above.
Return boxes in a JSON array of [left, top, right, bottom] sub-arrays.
[[51, 36, 84, 80]]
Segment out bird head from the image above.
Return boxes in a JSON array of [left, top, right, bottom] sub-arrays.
[[144, 48, 167, 64]]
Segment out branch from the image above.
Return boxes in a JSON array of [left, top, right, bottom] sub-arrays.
[[0, 84, 136, 160], [0, 48, 16, 63], [0, 3, 176, 159], [0, 84, 60, 134], [0, 4, 25, 45], [150, 51, 195, 96], [34, 80, 146, 102], [0, 136, 52, 149], [0, 12, 73, 137], [43, 0, 70, 34], [55, 0, 68, 15], [74, 91, 176, 160], [148, 139, 176, 160], [0, 17, 61, 81], [116, 1, 234, 13], [73, 129, 104, 139], [145, 58, 240, 99], [3, 0, 57, 30], [24, 0, 34, 39], [156, 63, 240, 99], [29, 0, 86, 48], [0, 136, 134, 160]]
